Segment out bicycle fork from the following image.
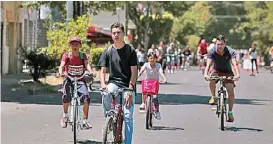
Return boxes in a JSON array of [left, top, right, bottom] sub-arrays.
[[217, 90, 227, 117], [116, 105, 123, 142]]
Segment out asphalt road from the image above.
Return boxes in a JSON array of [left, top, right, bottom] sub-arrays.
[[2, 67, 273, 144]]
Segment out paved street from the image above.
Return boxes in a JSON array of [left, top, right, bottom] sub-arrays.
[[2, 67, 273, 144]]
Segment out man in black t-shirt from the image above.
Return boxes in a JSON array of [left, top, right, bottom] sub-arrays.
[[204, 35, 240, 123], [181, 45, 192, 69], [97, 22, 137, 144]]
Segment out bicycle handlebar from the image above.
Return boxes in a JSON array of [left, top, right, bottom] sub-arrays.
[[63, 73, 85, 81], [209, 76, 234, 81]]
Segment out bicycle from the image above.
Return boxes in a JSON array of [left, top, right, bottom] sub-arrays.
[[64, 73, 89, 144], [182, 55, 192, 71], [166, 54, 176, 73], [141, 80, 160, 130], [210, 76, 234, 131], [199, 54, 207, 74], [101, 87, 134, 144]]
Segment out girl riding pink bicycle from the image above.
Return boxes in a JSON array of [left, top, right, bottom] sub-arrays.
[[138, 52, 167, 120]]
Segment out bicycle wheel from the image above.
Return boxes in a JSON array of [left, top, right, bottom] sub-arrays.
[[145, 96, 152, 129], [73, 100, 78, 144], [220, 93, 225, 131], [102, 116, 116, 144]]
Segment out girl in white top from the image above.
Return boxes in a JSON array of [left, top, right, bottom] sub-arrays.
[[138, 52, 167, 120]]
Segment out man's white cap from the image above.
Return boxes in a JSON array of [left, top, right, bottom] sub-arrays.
[[212, 38, 217, 43]]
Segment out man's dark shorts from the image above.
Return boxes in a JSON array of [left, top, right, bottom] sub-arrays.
[[62, 78, 90, 104]]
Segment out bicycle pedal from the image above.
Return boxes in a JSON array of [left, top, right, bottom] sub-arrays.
[[211, 107, 217, 111]]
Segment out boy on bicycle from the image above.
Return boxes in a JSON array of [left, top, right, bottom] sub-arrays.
[[138, 52, 167, 120], [59, 37, 93, 129]]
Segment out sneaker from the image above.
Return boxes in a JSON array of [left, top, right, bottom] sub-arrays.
[[139, 103, 145, 113], [82, 119, 92, 129], [60, 117, 68, 128], [227, 112, 234, 122], [155, 112, 161, 120], [209, 97, 217, 105]]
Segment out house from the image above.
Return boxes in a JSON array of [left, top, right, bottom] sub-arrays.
[[1, 1, 24, 75]]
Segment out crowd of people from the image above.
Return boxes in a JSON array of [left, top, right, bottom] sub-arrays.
[[135, 41, 194, 74], [57, 21, 273, 144]]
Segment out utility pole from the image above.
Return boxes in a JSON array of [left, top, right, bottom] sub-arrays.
[[124, 2, 128, 36], [66, 1, 73, 20]]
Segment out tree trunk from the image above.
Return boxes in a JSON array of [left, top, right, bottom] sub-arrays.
[[143, 3, 151, 52]]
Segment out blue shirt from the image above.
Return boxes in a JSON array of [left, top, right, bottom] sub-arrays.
[[208, 46, 236, 73]]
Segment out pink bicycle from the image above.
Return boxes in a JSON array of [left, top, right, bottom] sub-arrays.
[[141, 80, 160, 130]]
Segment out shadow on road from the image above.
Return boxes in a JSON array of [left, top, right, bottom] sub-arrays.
[[77, 140, 102, 144], [150, 126, 184, 131], [136, 81, 184, 86], [1, 89, 270, 106], [224, 126, 263, 132]]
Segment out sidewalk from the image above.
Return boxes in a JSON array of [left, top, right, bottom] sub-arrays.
[[1, 70, 108, 88]]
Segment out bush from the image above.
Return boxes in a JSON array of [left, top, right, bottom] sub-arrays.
[[20, 46, 58, 82], [89, 48, 105, 67]]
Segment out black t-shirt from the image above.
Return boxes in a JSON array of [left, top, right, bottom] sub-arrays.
[[183, 50, 191, 56], [208, 46, 236, 73], [97, 44, 138, 87]]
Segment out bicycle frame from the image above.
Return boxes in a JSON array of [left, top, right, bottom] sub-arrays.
[[182, 56, 191, 69], [102, 88, 133, 143], [69, 79, 83, 129], [64, 74, 85, 130], [145, 94, 156, 114], [217, 78, 227, 114]]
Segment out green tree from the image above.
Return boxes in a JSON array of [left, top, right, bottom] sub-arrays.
[[42, 15, 92, 59], [171, 2, 215, 51], [232, 2, 273, 51], [126, 1, 192, 49], [205, 1, 249, 49], [22, 1, 67, 19]]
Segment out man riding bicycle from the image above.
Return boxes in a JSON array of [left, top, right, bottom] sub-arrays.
[[166, 43, 176, 73], [181, 45, 192, 69], [197, 39, 209, 70], [98, 22, 138, 144], [59, 37, 93, 129], [204, 35, 240, 122]]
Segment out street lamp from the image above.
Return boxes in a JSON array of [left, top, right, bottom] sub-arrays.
[[116, 7, 121, 22]]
